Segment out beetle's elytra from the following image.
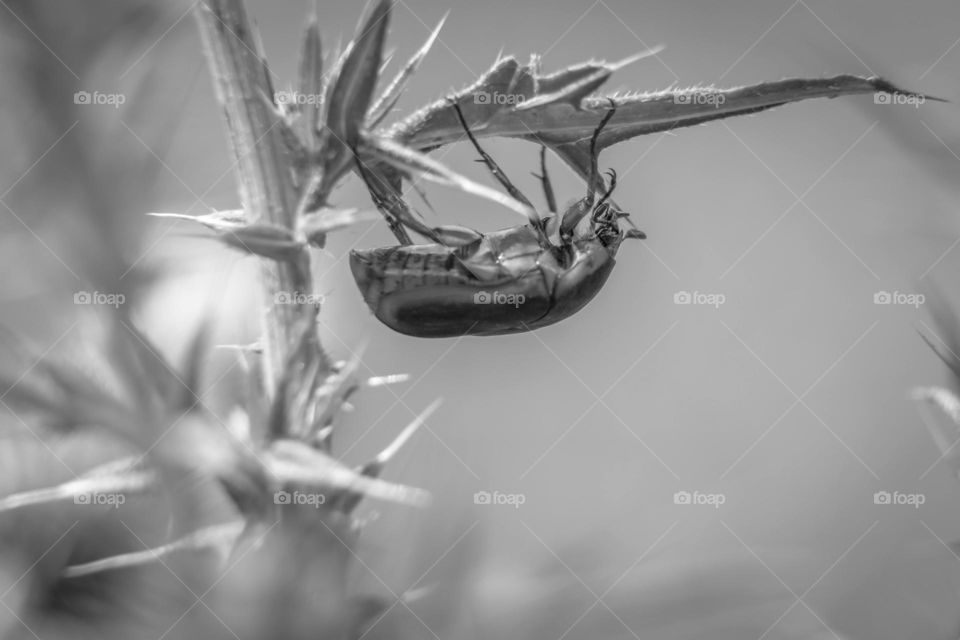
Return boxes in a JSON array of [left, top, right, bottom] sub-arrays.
[[351, 102, 643, 338]]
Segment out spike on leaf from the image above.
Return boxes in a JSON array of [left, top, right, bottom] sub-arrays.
[[368, 12, 448, 127]]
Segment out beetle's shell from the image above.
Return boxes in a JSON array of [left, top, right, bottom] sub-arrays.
[[350, 226, 616, 338]]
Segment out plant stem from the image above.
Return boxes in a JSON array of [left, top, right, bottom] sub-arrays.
[[195, 0, 326, 399]]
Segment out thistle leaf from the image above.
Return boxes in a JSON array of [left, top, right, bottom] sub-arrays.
[[221, 223, 304, 261], [516, 49, 662, 112], [320, 0, 392, 194], [386, 50, 940, 191], [265, 439, 430, 506], [297, 12, 323, 148], [360, 134, 535, 220], [368, 13, 447, 127]]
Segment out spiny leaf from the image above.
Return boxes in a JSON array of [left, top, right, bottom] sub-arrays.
[[221, 223, 304, 261], [515, 49, 662, 112], [385, 49, 941, 194], [306, 348, 366, 441], [266, 439, 430, 506], [339, 399, 440, 513], [296, 10, 323, 148], [320, 0, 392, 196], [368, 13, 447, 127], [359, 134, 535, 220], [147, 209, 246, 232]]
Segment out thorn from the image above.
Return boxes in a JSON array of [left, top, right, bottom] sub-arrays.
[[369, 398, 442, 473], [366, 373, 410, 387], [608, 45, 666, 72]]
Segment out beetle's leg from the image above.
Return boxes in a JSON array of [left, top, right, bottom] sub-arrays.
[[595, 168, 617, 211], [559, 99, 617, 239], [534, 145, 557, 214], [586, 99, 618, 206]]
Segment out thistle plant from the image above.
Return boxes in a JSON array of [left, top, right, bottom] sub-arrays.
[[0, 1, 942, 639]]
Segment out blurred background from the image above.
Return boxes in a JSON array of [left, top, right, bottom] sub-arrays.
[[2, 0, 960, 638]]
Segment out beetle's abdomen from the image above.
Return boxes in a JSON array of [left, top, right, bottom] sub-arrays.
[[350, 244, 552, 337]]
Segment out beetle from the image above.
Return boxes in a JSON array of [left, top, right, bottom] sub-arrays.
[[350, 101, 644, 338]]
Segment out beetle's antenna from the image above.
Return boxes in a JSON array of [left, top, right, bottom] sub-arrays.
[[533, 145, 557, 214], [450, 102, 534, 211]]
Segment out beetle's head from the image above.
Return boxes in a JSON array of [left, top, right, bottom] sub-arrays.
[[590, 169, 645, 251]]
